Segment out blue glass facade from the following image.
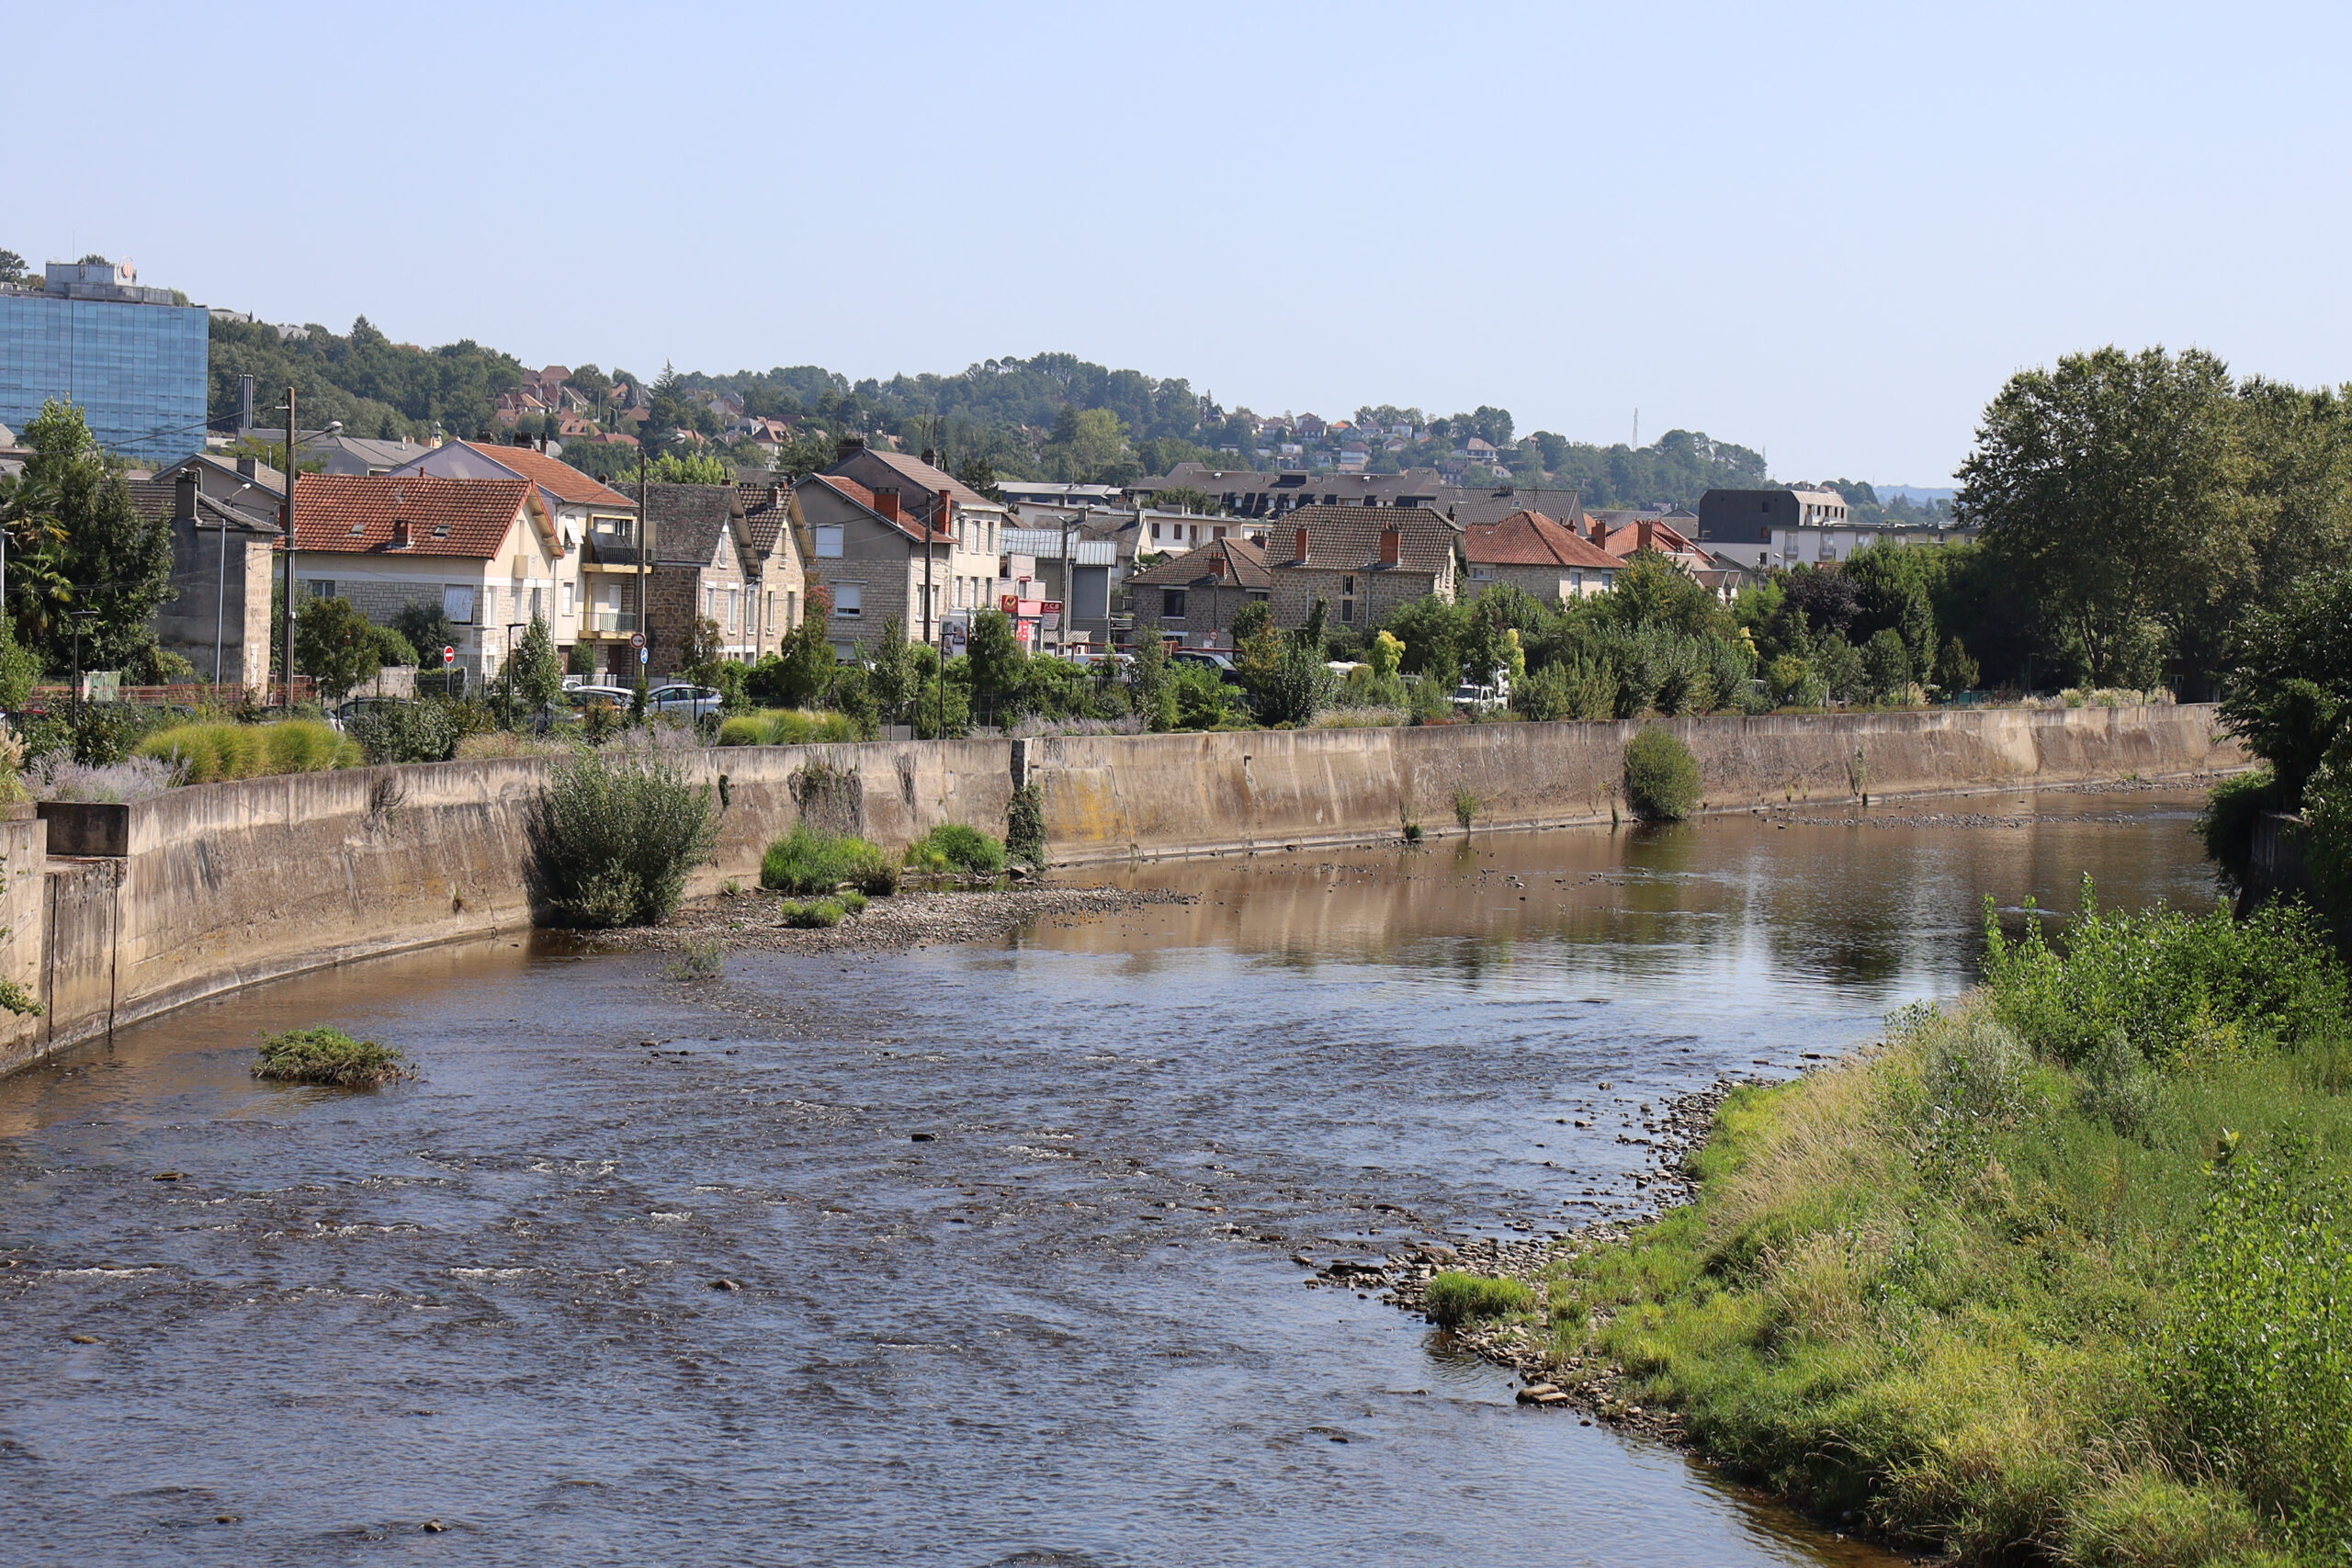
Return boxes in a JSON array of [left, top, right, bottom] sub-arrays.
[[0, 293, 209, 462]]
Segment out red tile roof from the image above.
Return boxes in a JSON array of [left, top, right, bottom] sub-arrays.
[[806, 474, 954, 543], [1587, 515, 1700, 559], [1464, 510, 1617, 569], [450, 439, 636, 507], [1125, 536, 1272, 591], [290, 474, 535, 558]]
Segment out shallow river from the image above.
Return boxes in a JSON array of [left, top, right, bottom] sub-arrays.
[[0, 789, 2218, 1565]]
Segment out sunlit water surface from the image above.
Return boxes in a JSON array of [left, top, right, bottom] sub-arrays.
[[0, 790, 2217, 1565]]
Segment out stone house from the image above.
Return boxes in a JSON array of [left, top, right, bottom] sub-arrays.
[[1266, 504, 1460, 632], [788, 472, 996, 661], [1123, 536, 1270, 649], [288, 474, 564, 684], [1462, 510, 1621, 603], [821, 441, 1012, 644], [129, 458, 283, 689]]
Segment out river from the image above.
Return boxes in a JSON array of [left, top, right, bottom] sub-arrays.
[[0, 787, 2219, 1565]]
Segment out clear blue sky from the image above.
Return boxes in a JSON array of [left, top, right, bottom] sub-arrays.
[[15, 1, 2349, 483]]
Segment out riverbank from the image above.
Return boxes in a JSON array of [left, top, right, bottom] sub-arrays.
[[1395, 897, 2352, 1566], [597, 883, 1197, 954]]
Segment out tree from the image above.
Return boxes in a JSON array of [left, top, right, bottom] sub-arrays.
[[966, 608, 1026, 723], [1958, 346, 2251, 688], [1153, 485, 1217, 516], [647, 450, 730, 485], [1600, 550, 1728, 639], [771, 431, 836, 483], [1863, 628, 1914, 702], [294, 596, 384, 700], [1230, 600, 1272, 644], [749, 585, 835, 708], [509, 616, 563, 712], [8, 400, 174, 671], [870, 616, 917, 726], [391, 599, 458, 662], [0, 250, 25, 285], [1043, 407, 1131, 483], [955, 455, 1006, 504]]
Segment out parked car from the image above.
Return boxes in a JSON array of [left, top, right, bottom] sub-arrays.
[[564, 684, 636, 711], [334, 695, 409, 726], [647, 682, 722, 719], [1171, 649, 1247, 686], [1450, 682, 1508, 714]]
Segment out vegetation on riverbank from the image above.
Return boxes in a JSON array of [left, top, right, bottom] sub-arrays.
[[254, 1026, 411, 1087], [1543, 888, 2352, 1565], [526, 750, 718, 928]]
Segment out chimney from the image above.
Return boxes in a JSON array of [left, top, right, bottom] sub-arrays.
[[1378, 525, 1401, 567], [1294, 526, 1310, 563], [1589, 517, 1610, 550], [1209, 552, 1227, 580], [236, 457, 257, 480], [173, 466, 198, 524], [873, 487, 902, 522], [936, 487, 954, 541], [391, 519, 412, 549], [835, 435, 866, 462]]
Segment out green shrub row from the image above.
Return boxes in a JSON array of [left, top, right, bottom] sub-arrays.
[[760, 823, 899, 896], [717, 709, 863, 747], [135, 719, 360, 784], [905, 822, 1007, 875]]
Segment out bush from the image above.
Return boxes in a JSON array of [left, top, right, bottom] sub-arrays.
[[345, 700, 462, 764], [761, 822, 898, 896], [526, 750, 718, 928], [253, 1026, 411, 1088], [135, 719, 359, 784], [777, 896, 846, 929], [667, 936, 728, 980], [1623, 724, 1702, 821], [1424, 1271, 1534, 1327], [70, 703, 179, 766], [907, 822, 1007, 875], [24, 754, 177, 802], [1006, 781, 1045, 867], [1453, 786, 1479, 829]]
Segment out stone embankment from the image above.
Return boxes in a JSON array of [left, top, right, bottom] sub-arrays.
[[0, 704, 2241, 1078]]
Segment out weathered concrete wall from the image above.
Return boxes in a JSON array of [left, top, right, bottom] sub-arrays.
[[1035, 704, 2242, 861], [0, 705, 2242, 1075]]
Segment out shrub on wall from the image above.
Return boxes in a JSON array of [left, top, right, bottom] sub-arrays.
[[526, 750, 718, 928], [1623, 724, 1702, 821], [134, 720, 360, 784]]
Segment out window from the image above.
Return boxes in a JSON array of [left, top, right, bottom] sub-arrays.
[[704, 585, 717, 619], [833, 582, 864, 617], [728, 588, 740, 631], [306, 578, 336, 602], [1600, 570, 1616, 591], [1569, 570, 1584, 592], [561, 581, 574, 615], [815, 525, 843, 558], [530, 586, 544, 621], [1151, 523, 1162, 541], [1342, 575, 1356, 594], [831, 640, 856, 660], [1161, 588, 1187, 618], [765, 592, 775, 632], [443, 585, 476, 624], [1339, 598, 1353, 624]]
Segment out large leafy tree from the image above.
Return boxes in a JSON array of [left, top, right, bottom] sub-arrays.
[[293, 595, 384, 700], [7, 400, 174, 671], [1956, 346, 2253, 688]]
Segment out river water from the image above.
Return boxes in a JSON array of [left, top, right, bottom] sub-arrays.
[[0, 789, 2218, 1566]]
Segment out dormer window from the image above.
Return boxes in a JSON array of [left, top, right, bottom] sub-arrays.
[[433, 524, 449, 538]]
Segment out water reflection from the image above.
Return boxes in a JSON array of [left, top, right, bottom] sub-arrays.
[[0, 790, 2214, 1566]]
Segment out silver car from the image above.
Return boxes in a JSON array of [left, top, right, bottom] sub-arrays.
[[647, 682, 723, 719]]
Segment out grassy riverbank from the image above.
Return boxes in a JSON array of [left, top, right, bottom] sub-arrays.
[[1545, 890, 2352, 1566]]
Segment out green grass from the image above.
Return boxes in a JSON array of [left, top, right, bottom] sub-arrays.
[[1547, 884, 2352, 1565], [136, 719, 361, 784], [760, 823, 899, 896], [776, 897, 846, 929], [905, 822, 1007, 876], [667, 936, 728, 980], [253, 1026, 411, 1087], [715, 709, 862, 747], [1425, 1270, 1535, 1327]]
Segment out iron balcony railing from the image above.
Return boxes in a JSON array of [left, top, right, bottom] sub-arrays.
[[579, 610, 642, 635]]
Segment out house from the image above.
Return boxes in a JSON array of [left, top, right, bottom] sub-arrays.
[[391, 438, 641, 648], [1586, 514, 1709, 573], [1267, 504, 1460, 631], [1000, 525, 1120, 651], [1462, 510, 1622, 603], [822, 439, 1011, 548], [789, 471, 996, 661], [739, 483, 810, 656], [1124, 536, 1271, 649], [1694, 486, 1979, 570], [1433, 483, 1583, 527], [287, 474, 564, 683], [127, 460, 283, 688], [636, 482, 755, 677]]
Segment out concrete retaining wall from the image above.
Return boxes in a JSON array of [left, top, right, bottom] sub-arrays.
[[0, 705, 2242, 1077]]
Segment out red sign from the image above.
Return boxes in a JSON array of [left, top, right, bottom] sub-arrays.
[[441, 645, 456, 666], [999, 593, 1018, 614]]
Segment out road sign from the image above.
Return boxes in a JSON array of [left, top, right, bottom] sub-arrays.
[[629, 630, 646, 649], [639, 649, 650, 664], [441, 645, 456, 666]]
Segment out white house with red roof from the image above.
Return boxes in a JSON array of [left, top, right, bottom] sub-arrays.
[[1462, 510, 1623, 602], [288, 473, 567, 682]]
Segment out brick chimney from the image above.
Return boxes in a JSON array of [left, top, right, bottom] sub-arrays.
[[936, 487, 954, 541], [835, 435, 866, 462], [1378, 525, 1401, 567], [173, 466, 198, 524], [1209, 552, 1227, 580], [390, 519, 412, 549], [1589, 517, 1610, 551], [1294, 526, 1310, 563], [873, 487, 902, 522]]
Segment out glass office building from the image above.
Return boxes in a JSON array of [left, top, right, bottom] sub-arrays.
[[0, 282, 209, 463]]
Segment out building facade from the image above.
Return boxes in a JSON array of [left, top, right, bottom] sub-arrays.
[[1694, 488, 1975, 570], [1462, 510, 1621, 602], [1123, 536, 1270, 648], [129, 461, 282, 689], [0, 261, 208, 462], [1266, 505, 1460, 629], [790, 473, 998, 660]]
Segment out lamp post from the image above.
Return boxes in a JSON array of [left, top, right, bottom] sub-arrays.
[[272, 391, 343, 708]]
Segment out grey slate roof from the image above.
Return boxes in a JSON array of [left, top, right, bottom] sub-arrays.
[[642, 481, 742, 568]]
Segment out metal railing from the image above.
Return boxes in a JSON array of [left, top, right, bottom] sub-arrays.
[[578, 611, 641, 635]]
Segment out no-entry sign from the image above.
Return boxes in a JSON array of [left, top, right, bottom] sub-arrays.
[[441, 645, 456, 666]]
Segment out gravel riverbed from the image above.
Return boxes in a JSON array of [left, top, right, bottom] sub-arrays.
[[598, 882, 1197, 954]]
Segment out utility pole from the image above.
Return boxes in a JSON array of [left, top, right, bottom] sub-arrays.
[[638, 447, 650, 699], [282, 385, 297, 708]]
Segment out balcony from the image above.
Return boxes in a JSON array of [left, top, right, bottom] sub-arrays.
[[578, 610, 641, 637]]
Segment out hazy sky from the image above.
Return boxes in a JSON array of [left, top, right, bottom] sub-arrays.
[[14, 1, 2349, 483]]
